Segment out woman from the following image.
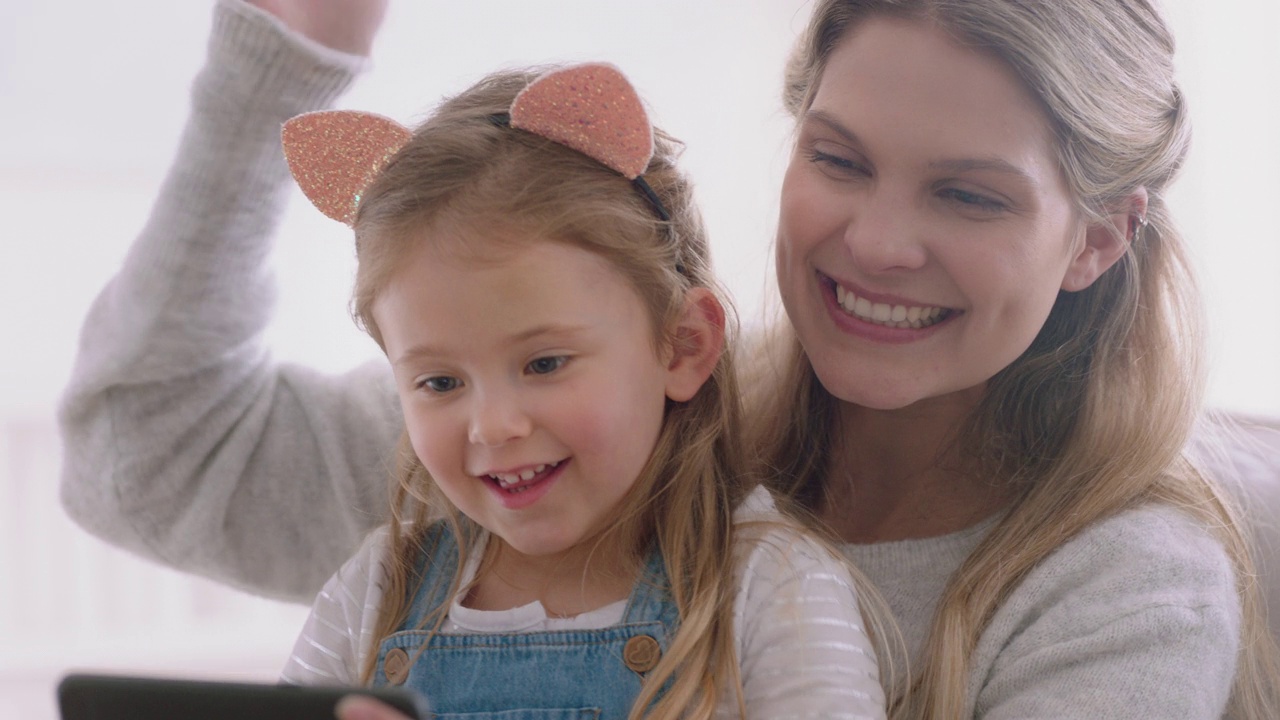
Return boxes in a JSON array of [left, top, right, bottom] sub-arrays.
[[59, 0, 1277, 716]]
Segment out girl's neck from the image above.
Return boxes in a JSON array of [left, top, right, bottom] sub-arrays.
[[464, 535, 639, 618], [820, 388, 1014, 544]]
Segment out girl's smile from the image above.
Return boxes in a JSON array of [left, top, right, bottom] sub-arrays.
[[372, 228, 677, 567], [480, 458, 569, 509]]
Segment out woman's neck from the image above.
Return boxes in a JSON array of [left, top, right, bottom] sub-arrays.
[[464, 535, 638, 618], [820, 389, 1014, 544]]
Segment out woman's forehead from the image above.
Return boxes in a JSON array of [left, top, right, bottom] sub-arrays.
[[810, 16, 1057, 170]]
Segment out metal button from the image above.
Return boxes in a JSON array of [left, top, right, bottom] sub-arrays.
[[623, 634, 661, 674], [383, 647, 411, 685]]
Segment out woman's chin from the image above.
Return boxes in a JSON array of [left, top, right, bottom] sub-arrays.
[[813, 365, 986, 415]]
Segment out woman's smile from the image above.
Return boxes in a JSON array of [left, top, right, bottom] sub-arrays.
[[821, 271, 959, 332], [775, 16, 1085, 411]]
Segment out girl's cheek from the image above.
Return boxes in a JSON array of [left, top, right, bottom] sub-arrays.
[[405, 411, 452, 468]]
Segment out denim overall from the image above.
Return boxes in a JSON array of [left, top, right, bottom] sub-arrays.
[[373, 525, 678, 719]]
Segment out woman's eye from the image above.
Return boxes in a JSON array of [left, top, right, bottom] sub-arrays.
[[526, 356, 567, 376], [809, 150, 867, 177], [941, 187, 1007, 213], [417, 376, 460, 393]]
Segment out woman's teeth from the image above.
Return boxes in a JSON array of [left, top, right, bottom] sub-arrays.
[[490, 460, 560, 488], [836, 284, 949, 329]]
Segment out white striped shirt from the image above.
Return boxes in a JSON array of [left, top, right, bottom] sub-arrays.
[[282, 487, 885, 719]]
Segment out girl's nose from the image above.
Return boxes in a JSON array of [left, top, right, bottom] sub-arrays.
[[467, 389, 532, 447], [842, 193, 928, 273]]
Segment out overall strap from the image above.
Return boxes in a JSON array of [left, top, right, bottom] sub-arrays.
[[401, 522, 465, 628], [620, 544, 679, 629], [376, 533, 683, 717]]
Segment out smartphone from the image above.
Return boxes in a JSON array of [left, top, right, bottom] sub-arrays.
[[57, 673, 430, 720]]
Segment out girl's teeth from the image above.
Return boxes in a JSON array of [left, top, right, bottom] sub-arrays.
[[491, 461, 558, 488], [836, 283, 947, 329]]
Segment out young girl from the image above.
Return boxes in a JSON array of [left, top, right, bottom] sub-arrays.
[[276, 63, 886, 719]]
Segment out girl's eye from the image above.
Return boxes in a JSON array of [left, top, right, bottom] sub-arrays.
[[526, 356, 568, 376], [417, 376, 461, 393], [940, 187, 1007, 213]]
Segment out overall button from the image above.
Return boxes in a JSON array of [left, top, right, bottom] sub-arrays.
[[623, 635, 661, 674], [384, 647, 411, 685]]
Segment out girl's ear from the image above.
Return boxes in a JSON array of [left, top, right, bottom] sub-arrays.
[[1061, 187, 1148, 292], [664, 288, 726, 402]]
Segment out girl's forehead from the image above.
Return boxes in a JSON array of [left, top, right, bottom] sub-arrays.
[[395, 224, 621, 290], [406, 218, 539, 264], [374, 236, 658, 359]]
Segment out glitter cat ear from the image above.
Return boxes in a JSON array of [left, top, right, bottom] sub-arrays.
[[509, 63, 654, 180], [281, 110, 413, 226]]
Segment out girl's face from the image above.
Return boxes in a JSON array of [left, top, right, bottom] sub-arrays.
[[776, 16, 1094, 411], [373, 232, 676, 563]]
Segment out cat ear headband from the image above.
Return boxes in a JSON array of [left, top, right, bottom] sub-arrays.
[[281, 63, 669, 227]]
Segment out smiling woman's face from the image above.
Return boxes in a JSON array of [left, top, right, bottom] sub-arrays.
[[775, 15, 1096, 412]]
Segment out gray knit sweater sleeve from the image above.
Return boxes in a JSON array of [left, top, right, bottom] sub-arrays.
[[57, 0, 402, 602], [847, 504, 1239, 718], [968, 505, 1240, 719]]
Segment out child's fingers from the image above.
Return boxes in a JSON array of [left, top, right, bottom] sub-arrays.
[[334, 694, 416, 720]]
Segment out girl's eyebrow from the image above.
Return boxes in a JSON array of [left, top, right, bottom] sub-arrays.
[[507, 322, 592, 345], [391, 323, 592, 366], [804, 108, 1036, 185]]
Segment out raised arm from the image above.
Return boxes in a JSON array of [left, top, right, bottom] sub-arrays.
[[58, 0, 400, 602]]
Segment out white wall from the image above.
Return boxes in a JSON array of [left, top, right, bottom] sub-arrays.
[[1, 1, 1276, 717]]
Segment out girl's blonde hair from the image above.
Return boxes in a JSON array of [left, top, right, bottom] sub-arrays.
[[750, 0, 1279, 717], [348, 67, 754, 719]]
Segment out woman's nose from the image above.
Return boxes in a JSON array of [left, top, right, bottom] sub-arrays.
[[467, 388, 533, 447], [842, 192, 928, 273]]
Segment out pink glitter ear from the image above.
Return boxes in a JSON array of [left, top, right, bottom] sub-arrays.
[[509, 63, 654, 180], [282, 110, 413, 226]]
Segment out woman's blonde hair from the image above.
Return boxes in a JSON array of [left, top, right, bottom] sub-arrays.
[[751, 0, 1279, 717], [347, 67, 755, 719]]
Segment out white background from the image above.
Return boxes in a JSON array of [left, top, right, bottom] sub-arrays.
[[1, 1, 1277, 717]]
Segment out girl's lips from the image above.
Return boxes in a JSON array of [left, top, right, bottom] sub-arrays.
[[487, 459, 565, 489], [484, 459, 569, 509]]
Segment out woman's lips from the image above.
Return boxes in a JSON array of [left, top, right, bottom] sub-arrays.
[[829, 277, 955, 329]]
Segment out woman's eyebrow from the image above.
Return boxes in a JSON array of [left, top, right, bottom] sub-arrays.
[[802, 109, 861, 144], [928, 157, 1037, 185], [805, 108, 1038, 186]]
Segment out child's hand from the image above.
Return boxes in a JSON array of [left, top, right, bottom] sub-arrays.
[[334, 694, 418, 720], [244, 0, 388, 55]]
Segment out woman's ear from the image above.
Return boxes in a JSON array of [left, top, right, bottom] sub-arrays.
[[1061, 187, 1148, 292], [664, 288, 726, 402]]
